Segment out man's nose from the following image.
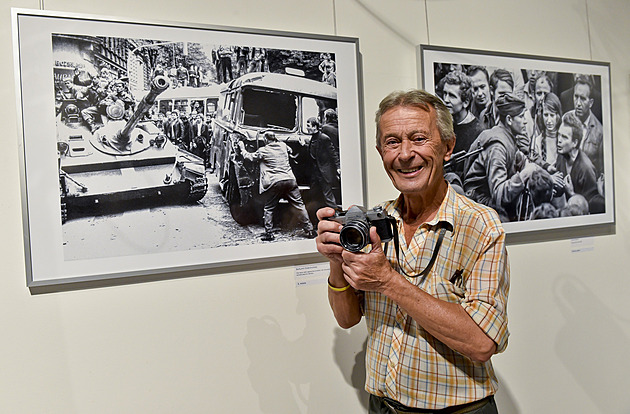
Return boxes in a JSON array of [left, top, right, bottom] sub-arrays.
[[399, 139, 414, 158]]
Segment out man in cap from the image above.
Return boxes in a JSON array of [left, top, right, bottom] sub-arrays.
[[464, 93, 538, 221]]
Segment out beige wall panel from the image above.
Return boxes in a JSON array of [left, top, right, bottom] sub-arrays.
[[425, 0, 591, 60], [45, 0, 336, 34], [335, 0, 428, 206]]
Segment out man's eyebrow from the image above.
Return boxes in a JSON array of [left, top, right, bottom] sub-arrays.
[[382, 128, 430, 140]]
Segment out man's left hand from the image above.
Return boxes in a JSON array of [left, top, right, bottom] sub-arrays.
[[340, 227, 396, 293]]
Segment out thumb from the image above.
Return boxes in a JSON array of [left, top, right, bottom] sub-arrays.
[[368, 226, 383, 253]]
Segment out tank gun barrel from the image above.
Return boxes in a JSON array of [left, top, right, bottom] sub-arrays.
[[118, 75, 170, 141]]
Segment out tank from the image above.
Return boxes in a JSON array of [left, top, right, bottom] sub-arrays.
[[57, 75, 207, 223]]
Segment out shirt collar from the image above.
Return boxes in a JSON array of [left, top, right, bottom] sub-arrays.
[[582, 111, 594, 128], [388, 183, 456, 231]]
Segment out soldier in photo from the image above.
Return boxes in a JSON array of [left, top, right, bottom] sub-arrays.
[[463, 93, 538, 221]]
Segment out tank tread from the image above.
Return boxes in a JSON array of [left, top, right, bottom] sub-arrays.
[[188, 176, 208, 201]]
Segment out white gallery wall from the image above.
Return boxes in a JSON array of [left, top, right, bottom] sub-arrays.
[[1, 0, 629, 413]]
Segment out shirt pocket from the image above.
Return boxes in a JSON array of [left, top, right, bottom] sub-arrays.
[[426, 273, 467, 304]]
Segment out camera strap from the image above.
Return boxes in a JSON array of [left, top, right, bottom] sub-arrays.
[[388, 221, 453, 279]]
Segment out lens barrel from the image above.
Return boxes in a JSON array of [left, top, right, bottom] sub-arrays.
[[339, 220, 370, 252]]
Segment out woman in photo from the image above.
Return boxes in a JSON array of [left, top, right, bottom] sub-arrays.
[[531, 92, 562, 172]]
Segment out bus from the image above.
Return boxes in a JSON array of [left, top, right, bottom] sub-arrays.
[[210, 72, 338, 225]]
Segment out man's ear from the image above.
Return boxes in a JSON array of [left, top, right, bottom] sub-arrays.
[[463, 97, 471, 110], [443, 135, 456, 161]]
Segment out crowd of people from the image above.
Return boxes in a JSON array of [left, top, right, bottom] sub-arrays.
[[159, 109, 213, 165], [151, 62, 212, 89], [434, 64, 605, 221], [208, 46, 270, 84], [56, 67, 136, 133], [56, 65, 214, 166]]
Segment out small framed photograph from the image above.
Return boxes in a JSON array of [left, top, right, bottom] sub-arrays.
[[12, 9, 365, 290], [419, 44, 614, 234]]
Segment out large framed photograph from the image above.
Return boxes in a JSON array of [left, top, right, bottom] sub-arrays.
[[419, 44, 614, 234], [12, 9, 365, 290]]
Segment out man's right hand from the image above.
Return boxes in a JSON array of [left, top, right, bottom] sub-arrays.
[[315, 207, 344, 265]]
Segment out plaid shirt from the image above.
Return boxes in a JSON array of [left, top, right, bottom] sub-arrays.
[[364, 184, 510, 409]]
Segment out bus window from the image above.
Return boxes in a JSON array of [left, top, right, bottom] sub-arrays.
[[241, 88, 296, 130], [222, 93, 233, 121], [158, 100, 173, 114], [174, 99, 189, 114], [190, 99, 204, 115], [301, 97, 320, 131], [206, 99, 218, 117]]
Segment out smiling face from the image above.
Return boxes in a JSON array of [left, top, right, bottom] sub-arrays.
[[376, 105, 454, 199]]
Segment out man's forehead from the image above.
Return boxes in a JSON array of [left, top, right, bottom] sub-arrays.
[[443, 82, 462, 96], [383, 104, 434, 120], [495, 80, 513, 91], [558, 124, 572, 136], [574, 82, 591, 97], [379, 105, 436, 133], [470, 71, 488, 84]]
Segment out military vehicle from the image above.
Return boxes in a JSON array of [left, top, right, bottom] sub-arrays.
[[209, 72, 338, 225], [57, 76, 207, 223]]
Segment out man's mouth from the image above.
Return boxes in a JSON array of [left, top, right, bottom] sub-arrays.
[[398, 166, 422, 174]]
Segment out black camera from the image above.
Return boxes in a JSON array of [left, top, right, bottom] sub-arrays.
[[327, 205, 397, 252]]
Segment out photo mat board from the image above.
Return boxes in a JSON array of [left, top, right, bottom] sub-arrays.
[[12, 9, 365, 288], [419, 44, 614, 234]]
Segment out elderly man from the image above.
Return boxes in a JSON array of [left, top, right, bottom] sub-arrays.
[[316, 89, 509, 413], [464, 94, 538, 221]]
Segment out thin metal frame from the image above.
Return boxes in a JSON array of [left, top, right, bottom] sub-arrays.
[[12, 8, 366, 292], [419, 44, 614, 236]]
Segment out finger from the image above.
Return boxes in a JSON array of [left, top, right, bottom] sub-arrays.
[[368, 226, 383, 253], [316, 206, 337, 221], [317, 218, 342, 235]]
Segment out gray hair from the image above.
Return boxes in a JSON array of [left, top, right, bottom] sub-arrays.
[[375, 89, 455, 147]]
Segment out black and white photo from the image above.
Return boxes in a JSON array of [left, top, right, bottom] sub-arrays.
[[420, 45, 614, 234], [13, 9, 364, 288]]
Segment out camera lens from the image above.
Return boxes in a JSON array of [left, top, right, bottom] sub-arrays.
[[339, 221, 370, 252]]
